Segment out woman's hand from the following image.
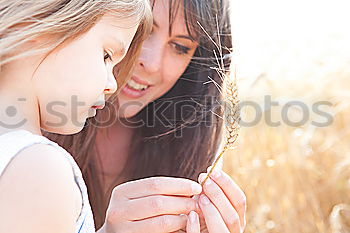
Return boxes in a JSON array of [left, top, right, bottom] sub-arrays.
[[184, 211, 201, 233], [196, 168, 247, 233], [99, 177, 203, 233]]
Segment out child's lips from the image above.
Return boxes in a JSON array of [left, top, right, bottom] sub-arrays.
[[91, 104, 105, 109]]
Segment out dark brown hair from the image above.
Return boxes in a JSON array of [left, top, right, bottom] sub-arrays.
[[46, 0, 232, 229]]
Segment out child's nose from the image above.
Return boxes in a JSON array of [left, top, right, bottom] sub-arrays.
[[104, 72, 118, 95]]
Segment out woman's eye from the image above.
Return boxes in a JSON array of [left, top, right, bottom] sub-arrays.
[[104, 51, 112, 62], [171, 42, 190, 55]]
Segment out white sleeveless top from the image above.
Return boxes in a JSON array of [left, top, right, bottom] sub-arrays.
[[0, 130, 95, 233]]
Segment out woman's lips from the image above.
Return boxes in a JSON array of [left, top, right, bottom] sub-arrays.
[[131, 75, 151, 86], [122, 76, 151, 98], [121, 84, 150, 98]]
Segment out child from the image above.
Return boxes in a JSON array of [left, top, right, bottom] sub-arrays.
[[0, 1, 152, 232]]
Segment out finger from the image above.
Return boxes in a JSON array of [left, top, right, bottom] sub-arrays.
[[192, 195, 207, 231], [187, 211, 200, 233], [199, 174, 241, 233], [199, 194, 230, 233], [192, 195, 202, 212], [129, 214, 187, 233], [115, 177, 202, 199], [126, 195, 197, 220], [205, 168, 247, 228]]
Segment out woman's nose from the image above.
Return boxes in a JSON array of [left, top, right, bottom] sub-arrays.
[[138, 41, 163, 74]]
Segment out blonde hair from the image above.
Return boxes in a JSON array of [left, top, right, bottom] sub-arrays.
[[0, 0, 152, 86]]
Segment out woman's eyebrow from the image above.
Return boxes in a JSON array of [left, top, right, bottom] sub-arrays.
[[153, 19, 195, 42], [174, 35, 195, 42]]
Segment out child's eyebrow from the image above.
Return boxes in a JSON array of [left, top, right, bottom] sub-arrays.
[[110, 37, 127, 60]]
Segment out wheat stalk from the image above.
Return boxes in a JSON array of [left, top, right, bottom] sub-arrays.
[[198, 17, 240, 185]]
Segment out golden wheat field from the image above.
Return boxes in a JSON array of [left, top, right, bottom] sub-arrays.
[[223, 0, 350, 232]]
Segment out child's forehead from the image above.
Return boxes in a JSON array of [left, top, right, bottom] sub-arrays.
[[88, 14, 139, 44], [99, 12, 140, 28]]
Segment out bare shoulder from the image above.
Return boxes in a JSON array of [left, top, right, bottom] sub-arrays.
[[0, 143, 80, 233], [2, 143, 75, 178]]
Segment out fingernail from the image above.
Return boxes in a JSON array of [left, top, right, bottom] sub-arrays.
[[207, 166, 213, 173], [200, 195, 210, 205], [189, 211, 197, 223], [211, 169, 221, 179], [198, 173, 205, 183], [192, 183, 202, 194]]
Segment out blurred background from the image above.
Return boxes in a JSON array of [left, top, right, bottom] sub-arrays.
[[224, 0, 350, 232]]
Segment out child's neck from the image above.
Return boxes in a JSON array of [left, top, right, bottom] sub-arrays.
[[0, 65, 42, 136], [0, 92, 42, 136]]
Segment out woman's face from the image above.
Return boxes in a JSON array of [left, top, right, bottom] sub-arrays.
[[33, 14, 139, 134], [117, 0, 198, 118]]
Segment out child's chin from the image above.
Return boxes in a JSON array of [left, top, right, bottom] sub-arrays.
[[42, 123, 85, 135]]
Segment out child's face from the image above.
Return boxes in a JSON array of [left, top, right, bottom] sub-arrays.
[[33, 14, 139, 134]]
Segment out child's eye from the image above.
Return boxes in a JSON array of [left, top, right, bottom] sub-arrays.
[[171, 42, 190, 55], [104, 51, 112, 62]]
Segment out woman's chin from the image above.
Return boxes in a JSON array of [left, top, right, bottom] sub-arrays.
[[118, 106, 143, 119], [117, 98, 148, 119]]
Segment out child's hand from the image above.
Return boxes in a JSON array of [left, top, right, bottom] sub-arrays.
[[99, 177, 202, 233], [196, 168, 247, 233]]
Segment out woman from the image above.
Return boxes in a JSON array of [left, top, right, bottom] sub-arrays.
[[47, 0, 246, 232]]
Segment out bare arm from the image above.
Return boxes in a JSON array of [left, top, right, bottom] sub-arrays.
[[0, 144, 81, 233]]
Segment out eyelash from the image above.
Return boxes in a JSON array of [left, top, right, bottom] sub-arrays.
[[171, 43, 190, 55], [104, 51, 112, 62]]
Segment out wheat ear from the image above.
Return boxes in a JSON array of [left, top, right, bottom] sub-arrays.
[[201, 67, 240, 185]]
